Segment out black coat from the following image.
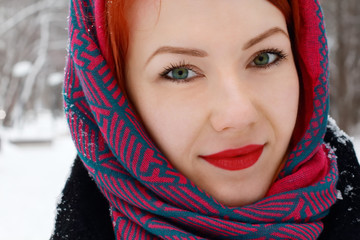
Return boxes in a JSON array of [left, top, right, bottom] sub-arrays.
[[51, 125, 360, 240]]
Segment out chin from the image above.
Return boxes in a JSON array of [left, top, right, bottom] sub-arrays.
[[206, 184, 267, 207]]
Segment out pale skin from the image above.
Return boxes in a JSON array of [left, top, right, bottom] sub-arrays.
[[125, 0, 299, 207]]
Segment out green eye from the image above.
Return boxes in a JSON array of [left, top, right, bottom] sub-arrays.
[[169, 67, 189, 79], [166, 67, 197, 80], [253, 53, 271, 66], [250, 51, 282, 68]]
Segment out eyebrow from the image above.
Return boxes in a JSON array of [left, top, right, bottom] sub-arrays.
[[242, 27, 289, 50], [145, 46, 208, 66], [145, 27, 288, 66]]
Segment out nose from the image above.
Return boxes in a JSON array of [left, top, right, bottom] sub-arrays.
[[209, 77, 259, 133]]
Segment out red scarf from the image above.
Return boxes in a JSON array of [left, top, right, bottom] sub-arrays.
[[64, 0, 338, 239]]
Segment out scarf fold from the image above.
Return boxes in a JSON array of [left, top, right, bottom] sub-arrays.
[[64, 0, 338, 239]]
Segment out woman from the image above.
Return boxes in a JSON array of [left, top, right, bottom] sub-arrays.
[[52, 0, 360, 239]]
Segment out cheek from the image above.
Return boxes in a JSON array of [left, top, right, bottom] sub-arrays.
[[135, 91, 206, 160], [278, 74, 299, 125], [269, 79, 299, 121], [276, 79, 299, 145], [254, 68, 299, 140]]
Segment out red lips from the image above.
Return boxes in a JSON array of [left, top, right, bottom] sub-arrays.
[[199, 144, 264, 171]]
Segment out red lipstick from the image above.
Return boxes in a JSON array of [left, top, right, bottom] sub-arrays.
[[199, 144, 264, 171]]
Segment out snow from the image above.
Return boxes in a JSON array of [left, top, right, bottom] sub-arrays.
[[336, 189, 344, 200], [0, 110, 6, 120], [354, 137, 360, 162], [327, 116, 352, 145], [47, 72, 63, 86], [0, 117, 76, 240], [327, 116, 360, 161], [12, 61, 32, 78]]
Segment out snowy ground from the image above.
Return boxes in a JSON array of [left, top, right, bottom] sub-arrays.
[[0, 116, 359, 240], [0, 117, 76, 240]]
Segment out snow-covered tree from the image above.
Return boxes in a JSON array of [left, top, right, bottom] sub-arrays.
[[322, 0, 360, 133], [0, 0, 68, 127]]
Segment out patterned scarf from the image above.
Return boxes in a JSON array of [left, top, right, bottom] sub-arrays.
[[64, 0, 338, 239]]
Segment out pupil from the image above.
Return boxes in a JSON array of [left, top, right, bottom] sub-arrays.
[[255, 53, 269, 65], [173, 68, 188, 79]]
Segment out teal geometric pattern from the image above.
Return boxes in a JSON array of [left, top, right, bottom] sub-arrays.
[[64, 0, 338, 239]]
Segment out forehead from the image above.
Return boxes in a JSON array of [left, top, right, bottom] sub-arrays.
[[127, 0, 286, 33], [126, 0, 288, 59]]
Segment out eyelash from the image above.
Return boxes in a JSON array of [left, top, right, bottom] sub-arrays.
[[159, 48, 288, 82], [248, 48, 287, 69], [159, 61, 202, 83]]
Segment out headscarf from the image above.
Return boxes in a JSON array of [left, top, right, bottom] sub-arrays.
[[64, 0, 338, 239]]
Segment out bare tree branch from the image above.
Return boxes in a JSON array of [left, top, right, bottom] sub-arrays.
[[12, 12, 50, 124], [0, 0, 51, 36]]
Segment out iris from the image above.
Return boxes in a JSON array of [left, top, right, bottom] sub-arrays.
[[170, 67, 188, 79], [254, 53, 270, 66]]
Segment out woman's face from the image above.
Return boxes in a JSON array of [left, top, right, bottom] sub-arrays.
[[126, 0, 299, 207]]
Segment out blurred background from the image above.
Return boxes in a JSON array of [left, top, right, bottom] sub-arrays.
[[0, 0, 359, 239]]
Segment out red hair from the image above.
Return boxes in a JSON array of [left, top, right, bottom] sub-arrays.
[[106, 0, 132, 91]]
